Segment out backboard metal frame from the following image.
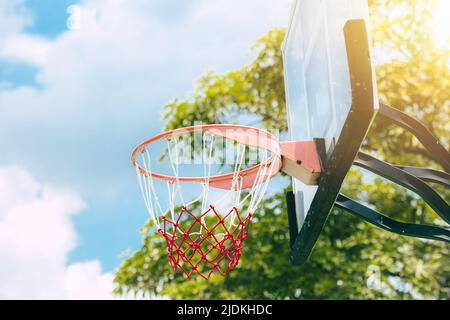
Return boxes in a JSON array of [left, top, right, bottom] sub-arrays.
[[288, 19, 379, 264]]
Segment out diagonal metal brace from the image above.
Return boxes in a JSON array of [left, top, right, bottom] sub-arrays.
[[355, 152, 450, 224], [337, 105, 450, 244], [379, 103, 450, 172], [395, 167, 450, 187], [335, 194, 450, 244]]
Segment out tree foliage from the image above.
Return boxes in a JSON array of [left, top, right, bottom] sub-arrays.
[[115, 0, 449, 299]]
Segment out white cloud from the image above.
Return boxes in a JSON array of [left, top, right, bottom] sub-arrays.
[[0, 165, 116, 299], [0, 34, 50, 65], [64, 261, 115, 300]]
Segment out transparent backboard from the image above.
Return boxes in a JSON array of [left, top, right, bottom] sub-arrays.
[[283, 0, 370, 232]]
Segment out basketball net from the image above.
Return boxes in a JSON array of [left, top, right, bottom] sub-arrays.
[[134, 130, 279, 279]]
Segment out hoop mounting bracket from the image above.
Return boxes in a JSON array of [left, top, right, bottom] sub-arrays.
[[280, 141, 323, 186]]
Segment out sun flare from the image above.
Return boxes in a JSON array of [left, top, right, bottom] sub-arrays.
[[434, 0, 450, 48]]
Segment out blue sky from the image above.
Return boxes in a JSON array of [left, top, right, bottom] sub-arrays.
[[0, 0, 291, 298], [25, 0, 80, 37]]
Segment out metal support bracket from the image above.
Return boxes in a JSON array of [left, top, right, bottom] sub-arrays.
[[379, 103, 450, 172], [333, 105, 450, 246], [354, 152, 450, 224], [335, 194, 450, 243]]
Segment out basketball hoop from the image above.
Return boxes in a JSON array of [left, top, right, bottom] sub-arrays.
[[131, 124, 283, 279], [129, 0, 450, 278]]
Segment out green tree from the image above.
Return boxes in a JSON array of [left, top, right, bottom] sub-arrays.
[[115, 0, 449, 299]]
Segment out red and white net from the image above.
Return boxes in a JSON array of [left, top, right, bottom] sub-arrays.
[[134, 128, 280, 279]]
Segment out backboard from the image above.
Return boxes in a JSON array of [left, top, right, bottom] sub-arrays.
[[282, 0, 379, 264]]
